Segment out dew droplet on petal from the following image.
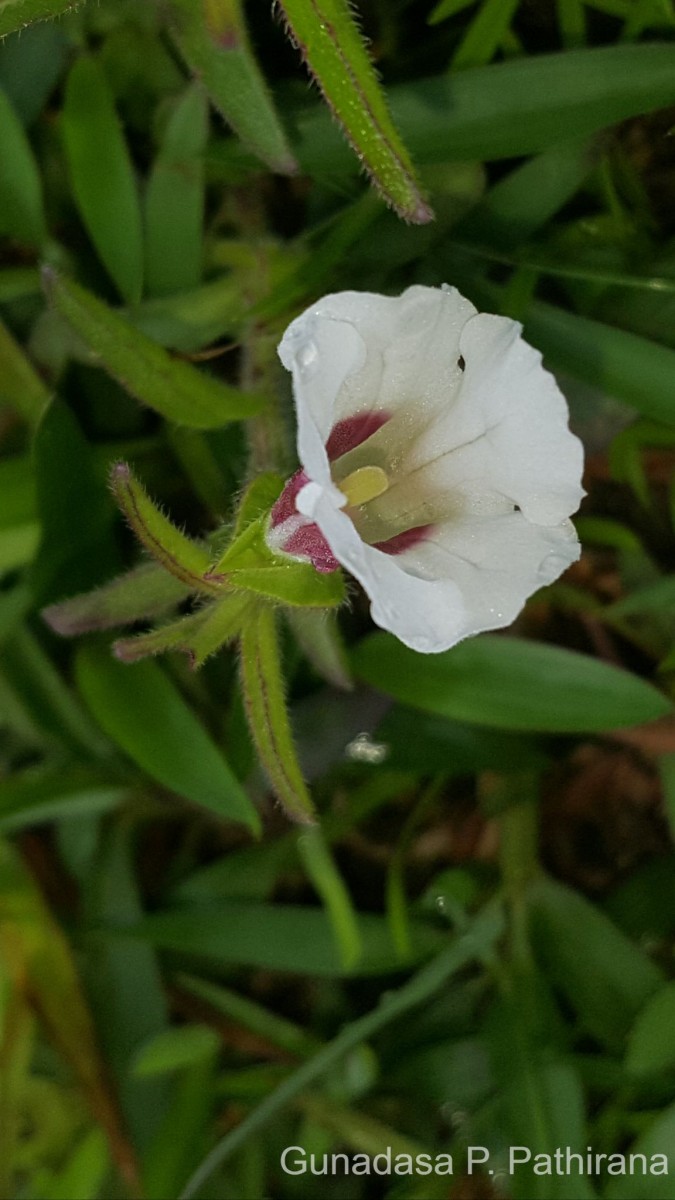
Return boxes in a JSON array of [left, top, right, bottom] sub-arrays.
[[298, 341, 318, 369]]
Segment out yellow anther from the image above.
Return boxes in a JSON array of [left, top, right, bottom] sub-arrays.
[[339, 465, 389, 508]]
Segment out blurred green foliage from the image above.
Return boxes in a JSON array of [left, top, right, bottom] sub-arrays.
[[2, 1, 675, 1198]]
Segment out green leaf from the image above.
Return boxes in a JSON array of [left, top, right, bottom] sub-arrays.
[[625, 983, 675, 1077], [376, 706, 547, 774], [227, 561, 345, 607], [2, 624, 109, 756], [240, 604, 315, 823], [122, 901, 444, 977], [0, 21, 69, 124], [0, 522, 40, 575], [524, 301, 675, 427], [486, 985, 595, 1200], [297, 43, 675, 172], [0, 314, 48, 425], [352, 634, 671, 733], [529, 876, 662, 1050], [42, 269, 266, 428], [171, 838, 294, 904], [111, 611, 213, 665], [113, 593, 248, 667], [81, 822, 171, 1157], [0, 457, 37, 540], [297, 828, 362, 970], [75, 642, 260, 832], [0, 0, 79, 38], [605, 1102, 675, 1199], [280, 0, 432, 223], [32, 1127, 110, 1200], [454, 138, 596, 251], [0, 839, 140, 1193], [30, 400, 118, 605], [607, 576, 675, 619], [145, 85, 208, 297], [132, 1025, 219, 1078], [43, 562, 192, 637], [575, 516, 642, 552], [0, 766, 124, 834], [128, 274, 243, 353], [0, 86, 46, 246], [178, 905, 501, 1197], [167, 0, 297, 174], [286, 608, 352, 690], [451, 0, 520, 69], [142, 1052, 215, 1200], [428, 0, 477, 24], [175, 973, 321, 1059], [211, 513, 346, 607], [110, 462, 215, 593], [62, 56, 144, 303], [232, 473, 284, 536], [0, 265, 40, 301]]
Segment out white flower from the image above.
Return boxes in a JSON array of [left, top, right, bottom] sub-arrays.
[[267, 285, 584, 654]]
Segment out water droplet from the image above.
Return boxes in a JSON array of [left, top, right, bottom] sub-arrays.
[[536, 552, 568, 582], [298, 341, 318, 369], [345, 732, 389, 765]]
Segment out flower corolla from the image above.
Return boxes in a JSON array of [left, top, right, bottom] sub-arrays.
[[267, 285, 584, 653]]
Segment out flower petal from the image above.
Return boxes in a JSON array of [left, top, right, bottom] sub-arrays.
[[389, 510, 581, 638], [298, 482, 468, 654], [303, 478, 579, 652], [407, 313, 585, 525], [277, 286, 476, 448], [276, 285, 585, 654]]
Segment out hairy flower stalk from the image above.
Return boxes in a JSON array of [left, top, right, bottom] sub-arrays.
[[267, 285, 585, 653]]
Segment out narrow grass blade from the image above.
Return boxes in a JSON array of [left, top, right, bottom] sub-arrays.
[[279, 0, 432, 223], [175, 973, 322, 1058], [297, 43, 675, 171], [178, 905, 502, 1198]]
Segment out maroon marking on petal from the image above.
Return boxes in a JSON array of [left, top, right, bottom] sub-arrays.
[[374, 525, 433, 556], [325, 411, 390, 462], [270, 469, 309, 528], [284, 524, 341, 573]]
